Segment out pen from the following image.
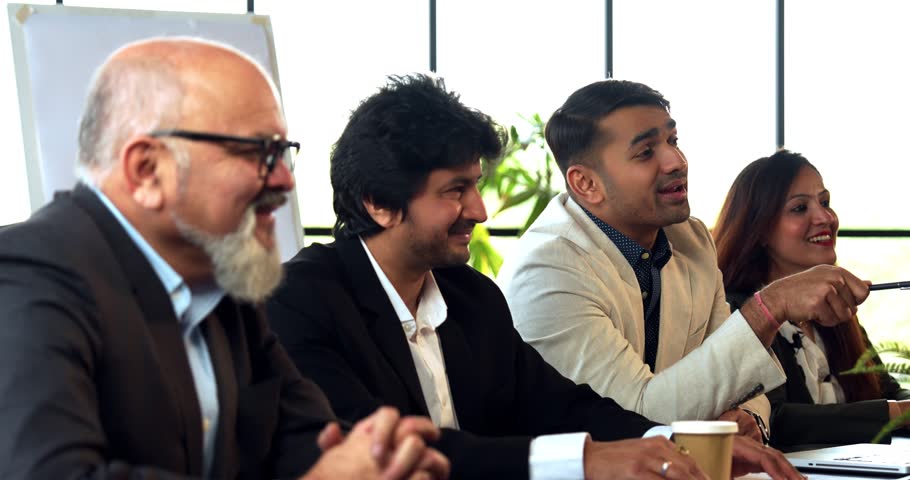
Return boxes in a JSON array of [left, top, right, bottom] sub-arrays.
[[869, 281, 910, 291]]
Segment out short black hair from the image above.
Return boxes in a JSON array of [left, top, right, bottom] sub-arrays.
[[546, 79, 670, 175], [330, 74, 505, 239]]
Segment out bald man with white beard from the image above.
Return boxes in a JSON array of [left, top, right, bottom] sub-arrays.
[[0, 37, 448, 480]]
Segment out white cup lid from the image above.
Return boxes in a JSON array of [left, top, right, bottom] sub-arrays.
[[671, 421, 739, 434]]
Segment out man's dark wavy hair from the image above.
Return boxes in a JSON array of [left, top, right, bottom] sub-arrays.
[[330, 74, 506, 239]]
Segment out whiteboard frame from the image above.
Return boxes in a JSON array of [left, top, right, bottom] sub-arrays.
[[7, 3, 305, 260]]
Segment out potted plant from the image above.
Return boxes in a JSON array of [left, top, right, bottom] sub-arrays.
[[469, 114, 561, 276], [842, 341, 910, 442]]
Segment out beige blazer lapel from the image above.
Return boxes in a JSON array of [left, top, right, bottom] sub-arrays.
[[563, 196, 648, 357], [655, 247, 693, 372]]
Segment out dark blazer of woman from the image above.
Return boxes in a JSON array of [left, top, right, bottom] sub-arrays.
[[728, 292, 910, 451]]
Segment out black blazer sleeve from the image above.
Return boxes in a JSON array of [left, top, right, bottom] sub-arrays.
[[236, 305, 336, 478], [436, 268, 660, 473], [0, 243, 196, 480], [268, 244, 659, 479], [447, 267, 659, 440], [727, 290, 899, 448], [267, 262, 535, 479], [267, 278, 387, 420], [766, 391, 891, 449], [765, 325, 893, 449]]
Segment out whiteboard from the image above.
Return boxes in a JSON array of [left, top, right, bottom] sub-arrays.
[[7, 3, 305, 261]]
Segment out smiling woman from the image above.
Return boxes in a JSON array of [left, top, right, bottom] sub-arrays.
[[713, 150, 910, 450], [763, 165, 838, 282]]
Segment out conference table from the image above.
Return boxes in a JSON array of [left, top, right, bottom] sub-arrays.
[[737, 436, 910, 480], [740, 475, 910, 480]]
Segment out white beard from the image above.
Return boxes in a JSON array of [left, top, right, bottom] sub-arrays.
[[174, 205, 283, 303]]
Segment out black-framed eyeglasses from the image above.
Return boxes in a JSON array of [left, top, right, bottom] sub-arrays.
[[149, 129, 300, 179]]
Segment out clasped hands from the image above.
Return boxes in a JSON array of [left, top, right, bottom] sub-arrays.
[[303, 406, 449, 480]]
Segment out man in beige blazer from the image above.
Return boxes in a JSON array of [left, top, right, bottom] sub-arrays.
[[497, 79, 870, 439]]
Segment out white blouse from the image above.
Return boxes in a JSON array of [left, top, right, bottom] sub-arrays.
[[778, 320, 846, 404]]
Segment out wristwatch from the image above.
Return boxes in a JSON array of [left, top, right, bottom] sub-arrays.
[[742, 409, 771, 445]]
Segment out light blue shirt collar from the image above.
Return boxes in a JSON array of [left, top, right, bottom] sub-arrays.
[[87, 185, 223, 476], [87, 185, 224, 329]]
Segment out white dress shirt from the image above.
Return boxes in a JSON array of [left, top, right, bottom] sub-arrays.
[[360, 238, 588, 479]]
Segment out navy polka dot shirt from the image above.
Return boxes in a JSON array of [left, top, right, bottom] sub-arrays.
[[581, 207, 672, 372]]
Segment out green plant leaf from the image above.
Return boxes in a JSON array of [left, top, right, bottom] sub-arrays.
[[879, 363, 910, 375], [847, 342, 910, 372], [871, 409, 910, 444], [875, 342, 910, 356], [498, 165, 531, 183], [496, 188, 538, 215], [484, 243, 503, 275], [519, 191, 554, 236], [509, 125, 520, 144], [468, 225, 503, 276], [840, 342, 910, 443], [468, 112, 558, 276], [516, 166, 536, 184], [841, 364, 890, 375]]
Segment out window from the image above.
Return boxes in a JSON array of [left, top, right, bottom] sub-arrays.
[[614, 0, 776, 228], [2, 3, 908, 343], [257, 0, 428, 229], [437, 0, 604, 129], [436, 0, 603, 227], [783, 1, 910, 346], [785, 0, 910, 230], [837, 237, 910, 345]]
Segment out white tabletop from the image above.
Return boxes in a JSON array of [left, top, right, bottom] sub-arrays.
[[737, 436, 910, 479], [739, 475, 910, 480]]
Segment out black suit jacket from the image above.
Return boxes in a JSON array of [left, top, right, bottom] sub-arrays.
[[0, 185, 335, 479], [267, 238, 659, 479], [728, 292, 910, 450]]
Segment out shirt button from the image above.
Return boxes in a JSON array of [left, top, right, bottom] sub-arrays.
[[641, 252, 650, 260], [203, 418, 211, 432], [642, 291, 649, 299]]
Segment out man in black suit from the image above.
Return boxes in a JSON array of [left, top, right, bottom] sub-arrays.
[[0, 38, 448, 480], [269, 75, 799, 480]]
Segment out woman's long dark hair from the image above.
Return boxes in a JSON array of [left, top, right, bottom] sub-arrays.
[[713, 150, 880, 401]]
